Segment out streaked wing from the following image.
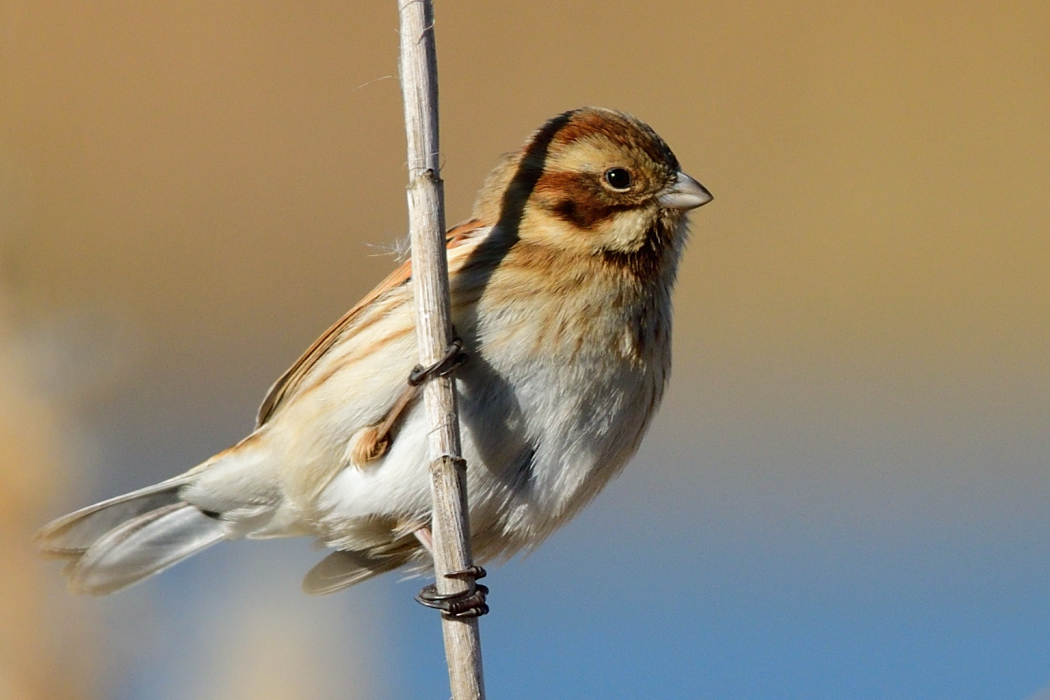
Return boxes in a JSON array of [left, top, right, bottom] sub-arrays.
[[256, 219, 488, 427]]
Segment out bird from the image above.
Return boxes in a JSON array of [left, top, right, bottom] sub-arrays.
[[36, 107, 712, 605]]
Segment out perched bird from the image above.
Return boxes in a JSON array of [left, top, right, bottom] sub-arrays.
[[37, 107, 712, 602]]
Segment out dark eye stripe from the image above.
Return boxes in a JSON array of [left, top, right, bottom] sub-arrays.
[[534, 171, 618, 229], [551, 198, 609, 229], [533, 170, 638, 232]]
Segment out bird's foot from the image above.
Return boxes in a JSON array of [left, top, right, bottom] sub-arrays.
[[408, 337, 466, 386], [415, 566, 489, 618]]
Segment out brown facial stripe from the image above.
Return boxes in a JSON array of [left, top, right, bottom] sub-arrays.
[[534, 170, 638, 230]]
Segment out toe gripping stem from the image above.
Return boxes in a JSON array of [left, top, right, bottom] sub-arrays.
[[415, 566, 489, 619], [408, 337, 466, 387], [409, 336, 479, 617]]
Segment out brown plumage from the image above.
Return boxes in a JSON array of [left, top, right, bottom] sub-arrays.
[[37, 107, 712, 596]]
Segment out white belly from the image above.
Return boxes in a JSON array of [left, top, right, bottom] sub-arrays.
[[316, 347, 658, 561]]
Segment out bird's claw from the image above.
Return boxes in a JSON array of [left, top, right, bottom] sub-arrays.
[[415, 566, 489, 618], [408, 338, 467, 386]]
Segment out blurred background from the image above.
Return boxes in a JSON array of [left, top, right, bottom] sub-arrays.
[[2, 1, 1049, 698]]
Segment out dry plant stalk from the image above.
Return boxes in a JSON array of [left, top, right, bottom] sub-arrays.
[[397, 1, 486, 698]]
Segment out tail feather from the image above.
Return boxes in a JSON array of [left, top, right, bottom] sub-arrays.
[[36, 477, 191, 559], [38, 434, 405, 596], [36, 476, 231, 595], [65, 502, 227, 595]]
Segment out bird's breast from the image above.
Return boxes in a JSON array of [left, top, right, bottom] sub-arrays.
[[450, 264, 672, 549]]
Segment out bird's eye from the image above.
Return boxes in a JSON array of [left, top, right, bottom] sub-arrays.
[[603, 167, 632, 190]]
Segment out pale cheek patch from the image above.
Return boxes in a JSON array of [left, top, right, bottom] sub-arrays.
[[597, 207, 656, 253]]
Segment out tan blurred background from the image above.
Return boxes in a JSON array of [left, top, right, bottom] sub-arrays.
[[2, 1, 1048, 698]]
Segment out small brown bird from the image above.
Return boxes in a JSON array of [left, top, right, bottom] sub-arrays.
[[37, 107, 712, 601]]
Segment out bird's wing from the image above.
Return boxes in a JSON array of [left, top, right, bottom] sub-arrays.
[[256, 219, 488, 428]]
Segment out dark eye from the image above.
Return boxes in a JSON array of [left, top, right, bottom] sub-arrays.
[[603, 167, 632, 190]]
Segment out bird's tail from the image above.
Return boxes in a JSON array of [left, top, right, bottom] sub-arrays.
[[36, 475, 228, 596]]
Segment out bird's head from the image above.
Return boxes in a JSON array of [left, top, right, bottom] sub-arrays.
[[473, 107, 712, 259]]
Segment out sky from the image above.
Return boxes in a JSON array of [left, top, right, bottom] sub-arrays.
[[2, 1, 1049, 698]]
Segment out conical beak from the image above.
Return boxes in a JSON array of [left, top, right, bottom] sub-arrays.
[[657, 171, 713, 210]]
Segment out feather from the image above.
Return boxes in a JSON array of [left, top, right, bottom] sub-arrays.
[[35, 477, 191, 558], [256, 218, 487, 428], [65, 503, 227, 595], [301, 549, 403, 596], [37, 108, 709, 599]]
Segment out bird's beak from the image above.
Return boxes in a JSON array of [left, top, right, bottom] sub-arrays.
[[657, 171, 713, 210]]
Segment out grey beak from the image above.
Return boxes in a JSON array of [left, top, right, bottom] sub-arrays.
[[657, 171, 713, 210]]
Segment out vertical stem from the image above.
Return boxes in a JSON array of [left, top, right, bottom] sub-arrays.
[[397, 1, 486, 698]]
